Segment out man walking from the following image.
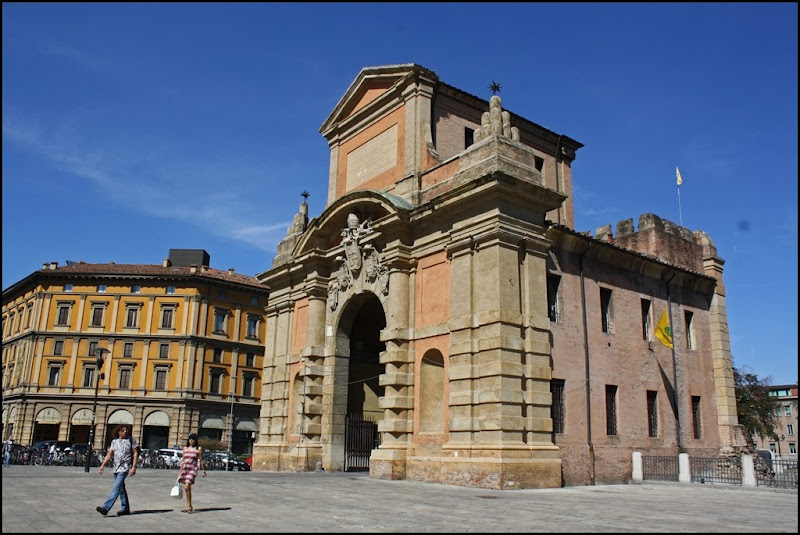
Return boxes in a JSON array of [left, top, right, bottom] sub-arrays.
[[96, 424, 138, 517]]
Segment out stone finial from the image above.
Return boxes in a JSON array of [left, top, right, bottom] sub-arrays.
[[470, 95, 520, 146]]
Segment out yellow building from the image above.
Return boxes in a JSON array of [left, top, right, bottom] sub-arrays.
[[1, 249, 269, 454]]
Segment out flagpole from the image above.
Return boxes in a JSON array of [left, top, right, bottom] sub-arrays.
[[665, 273, 683, 453], [677, 186, 683, 227]]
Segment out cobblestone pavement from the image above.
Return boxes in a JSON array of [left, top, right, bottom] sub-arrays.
[[2, 465, 797, 533]]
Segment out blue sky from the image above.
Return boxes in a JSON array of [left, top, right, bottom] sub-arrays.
[[2, 3, 797, 385]]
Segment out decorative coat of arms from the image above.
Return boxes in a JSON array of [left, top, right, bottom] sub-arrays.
[[328, 213, 389, 311]]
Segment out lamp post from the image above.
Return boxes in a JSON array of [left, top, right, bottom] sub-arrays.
[[85, 347, 109, 473], [777, 433, 785, 458], [1, 370, 9, 440], [228, 375, 236, 456]]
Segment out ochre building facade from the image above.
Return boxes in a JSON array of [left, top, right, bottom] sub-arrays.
[[252, 63, 745, 489], [2, 250, 269, 454]]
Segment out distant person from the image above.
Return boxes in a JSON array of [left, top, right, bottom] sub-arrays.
[[3, 438, 14, 467], [177, 433, 206, 513], [48, 443, 56, 462], [96, 424, 139, 517]]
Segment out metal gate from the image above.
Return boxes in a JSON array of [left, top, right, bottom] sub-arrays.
[[345, 413, 378, 471]]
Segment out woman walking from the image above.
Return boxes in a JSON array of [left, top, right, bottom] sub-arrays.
[[177, 433, 206, 513]]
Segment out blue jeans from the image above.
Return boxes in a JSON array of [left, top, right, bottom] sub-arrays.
[[3, 451, 9, 467], [102, 471, 130, 511]]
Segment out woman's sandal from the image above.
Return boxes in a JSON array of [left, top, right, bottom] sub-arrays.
[[181, 507, 193, 513]]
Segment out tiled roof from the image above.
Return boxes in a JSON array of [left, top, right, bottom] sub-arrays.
[[36, 263, 269, 292]]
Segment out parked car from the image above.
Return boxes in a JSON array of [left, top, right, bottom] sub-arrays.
[[244, 454, 252, 468], [157, 448, 183, 468], [32, 440, 73, 453], [212, 452, 250, 471]]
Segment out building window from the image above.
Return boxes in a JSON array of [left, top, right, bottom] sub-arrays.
[[64, 283, 73, 292], [98, 284, 107, 293], [788, 424, 795, 436], [123, 342, 134, 358], [82, 366, 96, 388], [131, 285, 141, 293], [213, 348, 223, 363], [210, 372, 223, 394], [245, 352, 255, 367], [213, 309, 228, 334], [53, 340, 64, 356], [154, 368, 168, 390], [641, 299, 651, 340], [647, 390, 658, 437], [551, 379, 565, 434], [159, 343, 169, 359], [769, 443, 777, 453], [88, 341, 99, 356], [56, 303, 71, 326], [119, 368, 132, 389], [547, 275, 561, 322], [246, 315, 259, 338], [691, 396, 702, 439], [606, 385, 618, 435], [47, 364, 62, 386], [785, 405, 792, 417], [90, 305, 104, 327], [464, 127, 474, 149], [166, 285, 176, 295], [685, 310, 695, 349], [242, 375, 254, 397], [125, 306, 140, 328], [600, 288, 613, 333], [26, 304, 33, 329], [790, 443, 797, 455], [160, 306, 175, 329]]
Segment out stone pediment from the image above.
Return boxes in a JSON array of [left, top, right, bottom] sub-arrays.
[[320, 64, 437, 137]]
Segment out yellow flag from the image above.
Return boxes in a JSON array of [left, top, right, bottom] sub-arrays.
[[676, 166, 683, 186], [655, 309, 673, 349]]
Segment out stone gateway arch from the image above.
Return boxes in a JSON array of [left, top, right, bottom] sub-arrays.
[[252, 64, 744, 489]]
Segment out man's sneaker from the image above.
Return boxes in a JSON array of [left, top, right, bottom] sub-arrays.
[[96, 506, 108, 516], [117, 509, 130, 516]]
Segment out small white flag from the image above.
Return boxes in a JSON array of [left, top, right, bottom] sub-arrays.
[[676, 166, 683, 186]]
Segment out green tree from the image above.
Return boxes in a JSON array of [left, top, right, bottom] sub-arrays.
[[733, 365, 780, 445]]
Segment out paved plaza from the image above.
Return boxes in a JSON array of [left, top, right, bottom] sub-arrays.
[[2, 465, 797, 533]]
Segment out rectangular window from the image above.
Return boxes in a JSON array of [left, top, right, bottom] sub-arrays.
[[119, 368, 131, 389], [82, 366, 95, 388], [125, 306, 140, 328], [641, 299, 651, 340], [210, 373, 222, 394], [769, 443, 777, 453], [551, 379, 565, 434], [53, 340, 64, 356], [790, 443, 797, 454], [647, 390, 658, 437], [123, 342, 133, 358], [245, 352, 255, 367], [154, 369, 167, 390], [64, 283, 73, 292], [246, 315, 258, 338], [600, 288, 613, 333], [90, 305, 104, 327], [88, 341, 99, 357], [47, 364, 62, 386], [56, 304, 71, 326], [691, 396, 702, 439], [242, 376, 254, 397], [159, 343, 169, 359], [160, 307, 175, 329], [131, 285, 141, 293], [26, 304, 33, 329], [685, 310, 695, 349], [464, 127, 474, 149], [606, 385, 618, 435], [213, 348, 223, 363], [547, 275, 561, 322], [213, 309, 227, 333], [166, 285, 176, 295], [788, 424, 795, 436], [97, 284, 107, 293], [785, 405, 792, 416]]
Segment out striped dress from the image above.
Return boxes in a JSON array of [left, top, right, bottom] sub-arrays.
[[178, 447, 200, 484]]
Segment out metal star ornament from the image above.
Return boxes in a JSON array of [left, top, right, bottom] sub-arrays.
[[489, 81, 502, 95], [301, 190, 310, 200]]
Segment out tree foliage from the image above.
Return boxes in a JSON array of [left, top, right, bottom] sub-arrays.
[[733, 365, 780, 443]]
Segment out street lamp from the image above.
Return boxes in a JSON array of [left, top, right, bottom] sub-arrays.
[[777, 434, 785, 458], [85, 347, 109, 473], [228, 375, 236, 456]]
